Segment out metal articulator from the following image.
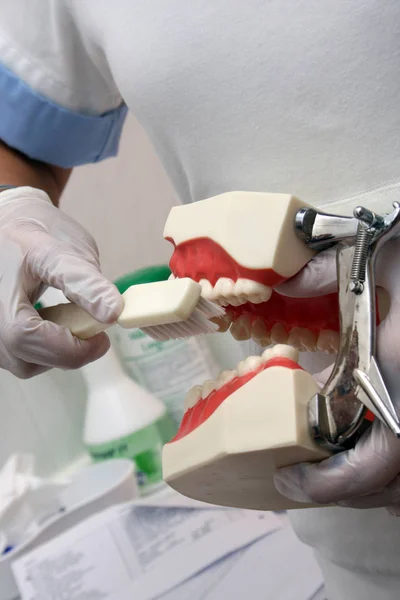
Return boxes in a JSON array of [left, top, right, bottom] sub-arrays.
[[295, 202, 400, 452]]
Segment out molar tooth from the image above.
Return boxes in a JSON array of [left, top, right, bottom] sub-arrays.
[[234, 279, 273, 304], [226, 295, 245, 307], [214, 278, 239, 306], [262, 348, 274, 363], [257, 338, 272, 348], [317, 330, 340, 354], [251, 320, 271, 348], [270, 323, 288, 344], [230, 315, 252, 341], [199, 279, 214, 300], [288, 327, 317, 352], [299, 328, 317, 352], [251, 319, 271, 344], [211, 311, 233, 332], [217, 298, 231, 307], [201, 380, 216, 399], [215, 369, 236, 389], [237, 355, 264, 376], [246, 294, 264, 304], [216, 278, 234, 296], [271, 344, 299, 362], [184, 385, 202, 411], [214, 278, 251, 307]]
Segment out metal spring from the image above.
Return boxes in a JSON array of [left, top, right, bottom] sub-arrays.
[[350, 224, 374, 292]]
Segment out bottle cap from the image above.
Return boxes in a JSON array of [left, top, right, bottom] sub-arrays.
[[114, 265, 171, 294]]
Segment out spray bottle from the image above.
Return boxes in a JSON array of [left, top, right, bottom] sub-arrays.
[[39, 287, 175, 496], [111, 265, 221, 429], [80, 343, 174, 495]]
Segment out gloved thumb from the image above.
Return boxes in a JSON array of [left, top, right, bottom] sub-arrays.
[[275, 247, 338, 298]]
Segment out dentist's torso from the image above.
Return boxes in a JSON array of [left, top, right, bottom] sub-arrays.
[[80, 1, 400, 596], [92, 0, 400, 212]]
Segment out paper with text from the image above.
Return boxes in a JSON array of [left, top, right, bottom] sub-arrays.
[[12, 503, 281, 600]]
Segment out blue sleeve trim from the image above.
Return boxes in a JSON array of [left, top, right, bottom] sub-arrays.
[[0, 62, 128, 167]]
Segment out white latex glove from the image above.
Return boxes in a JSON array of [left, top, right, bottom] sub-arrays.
[[273, 240, 400, 515], [0, 186, 123, 378]]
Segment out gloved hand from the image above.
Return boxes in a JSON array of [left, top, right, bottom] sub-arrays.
[[273, 240, 400, 515], [0, 186, 123, 378]]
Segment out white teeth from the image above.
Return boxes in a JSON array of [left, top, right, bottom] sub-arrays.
[[229, 315, 252, 340], [184, 385, 202, 411], [215, 369, 236, 389], [262, 348, 273, 362], [288, 327, 317, 352], [215, 278, 242, 306], [199, 279, 215, 300], [201, 380, 216, 399], [234, 279, 272, 304], [199, 277, 272, 306], [184, 343, 300, 413], [271, 344, 299, 362], [262, 344, 299, 363], [237, 355, 264, 376]]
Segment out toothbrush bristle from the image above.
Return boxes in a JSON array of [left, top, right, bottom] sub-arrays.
[[141, 299, 225, 341], [196, 297, 225, 319]]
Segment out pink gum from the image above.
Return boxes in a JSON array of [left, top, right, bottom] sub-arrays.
[[168, 238, 381, 334], [229, 291, 344, 334], [167, 237, 286, 286], [170, 357, 303, 442]]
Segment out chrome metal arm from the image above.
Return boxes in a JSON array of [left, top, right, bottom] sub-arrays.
[[295, 202, 400, 451]]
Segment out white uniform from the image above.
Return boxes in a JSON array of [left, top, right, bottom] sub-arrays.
[[1, 2, 400, 597]]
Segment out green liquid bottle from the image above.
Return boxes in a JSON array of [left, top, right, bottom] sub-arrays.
[[81, 342, 175, 496]]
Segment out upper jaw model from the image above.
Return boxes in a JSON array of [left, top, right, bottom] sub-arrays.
[[161, 191, 389, 511]]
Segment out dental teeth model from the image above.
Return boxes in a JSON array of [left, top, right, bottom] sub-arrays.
[[161, 191, 391, 511], [164, 191, 389, 354], [163, 343, 330, 510]]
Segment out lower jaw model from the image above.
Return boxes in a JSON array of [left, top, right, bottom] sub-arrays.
[[161, 192, 390, 511]]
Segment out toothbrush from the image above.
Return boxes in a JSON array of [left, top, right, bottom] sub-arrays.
[[38, 278, 225, 341]]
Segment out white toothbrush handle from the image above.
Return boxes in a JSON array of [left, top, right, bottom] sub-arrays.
[[38, 303, 110, 340], [38, 279, 205, 340]]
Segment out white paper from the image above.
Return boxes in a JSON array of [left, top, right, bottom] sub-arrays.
[[156, 526, 324, 600], [197, 526, 324, 600], [133, 484, 227, 509], [12, 502, 281, 600]]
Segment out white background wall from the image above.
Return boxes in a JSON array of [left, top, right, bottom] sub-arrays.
[[0, 114, 245, 477]]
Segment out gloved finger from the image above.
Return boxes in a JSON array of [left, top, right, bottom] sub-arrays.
[[27, 234, 123, 323], [275, 247, 338, 297], [274, 421, 400, 505], [336, 472, 400, 510], [3, 302, 111, 370], [0, 347, 51, 379], [376, 311, 400, 372]]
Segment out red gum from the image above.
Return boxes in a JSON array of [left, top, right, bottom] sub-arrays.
[[167, 238, 377, 427], [170, 357, 303, 442], [229, 291, 341, 333], [167, 237, 286, 286], [168, 238, 380, 333]]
